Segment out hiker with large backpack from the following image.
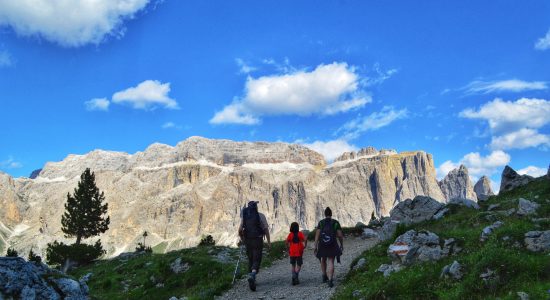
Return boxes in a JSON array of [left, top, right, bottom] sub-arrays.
[[285, 222, 307, 285], [314, 207, 344, 288], [238, 200, 271, 291]]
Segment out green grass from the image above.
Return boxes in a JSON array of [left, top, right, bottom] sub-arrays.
[[70, 239, 288, 300], [334, 177, 550, 299]]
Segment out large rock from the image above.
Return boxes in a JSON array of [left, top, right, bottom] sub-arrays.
[[0, 257, 87, 299], [474, 176, 494, 201], [500, 166, 534, 193], [0, 137, 446, 256], [524, 231, 550, 252], [517, 198, 540, 216], [440, 260, 464, 280], [448, 198, 480, 210], [388, 230, 443, 266], [390, 196, 446, 225], [439, 165, 477, 201], [480, 221, 504, 242]]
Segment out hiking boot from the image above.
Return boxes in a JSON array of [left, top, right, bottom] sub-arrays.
[[328, 279, 334, 288], [292, 272, 298, 285], [291, 277, 297, 285], [248, 273, 256, 291], [322, 274, 328, 283]]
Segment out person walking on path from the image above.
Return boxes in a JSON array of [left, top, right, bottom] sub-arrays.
[[285, 222, 307, 285], [314, 207, 344, 288], [238, 200, 271, 291]]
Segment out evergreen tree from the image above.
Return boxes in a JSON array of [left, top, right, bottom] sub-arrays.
[[61, 168, 110, 245]]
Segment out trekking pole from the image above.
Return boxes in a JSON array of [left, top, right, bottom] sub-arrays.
[[232, 241, 244, 285]]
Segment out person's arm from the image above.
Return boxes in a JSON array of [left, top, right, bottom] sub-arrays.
[[260, 214, 271, 249], [314, 229, 320, 253], [337, 229, 344, 252], [238, 219, 244, 239], [302, 233, 308, 248]]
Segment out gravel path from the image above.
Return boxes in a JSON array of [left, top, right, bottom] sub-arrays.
[[218, 237, 379, 300]]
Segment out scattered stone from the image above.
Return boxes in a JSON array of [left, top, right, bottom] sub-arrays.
[[353, 258, 366, 270], [388, 230, 443, 266], [487, 204, 500, 211], [480, 268, 497, 283], [352, 290, 362, 298], [440, 260, 463, 280], [517, 291, 529, 300], [502, 236, 511, 241], [474, 176, 494, 201], [156, 283, 164, 288], [531, 217, 550, 223], [517, 198, 540, 216], [500, 166, 534, 193], [480, 221, 504, 242], [376, 264, 403, 277], [362, 228, 379, 239], [170, 258, 190, 274], [524, 231, 550, 252], [496, 208, 516, 217], [442, 238, 462, 256], [432, 207, 450, 220], [449, 197, 480, 210], [390, 196, 446, 225]]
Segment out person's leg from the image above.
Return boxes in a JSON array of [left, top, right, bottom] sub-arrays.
[[245, 239, 253, 273], [327, 257, 335, 287], [295, 257, 303, 284], [321, 257, 328, 282]]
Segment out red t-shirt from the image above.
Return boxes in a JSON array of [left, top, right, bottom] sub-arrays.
[[286, 232, 305, 257]]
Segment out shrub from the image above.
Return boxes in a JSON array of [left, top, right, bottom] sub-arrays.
[[199, 235, 216, 246], [6, 248, 18, 257], [28, 249, 42, 263], [46, 240, 105, 267], [135, 242, 153, 253]]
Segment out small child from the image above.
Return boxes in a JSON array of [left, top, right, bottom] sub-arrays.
[[286, 222, 307, 285]]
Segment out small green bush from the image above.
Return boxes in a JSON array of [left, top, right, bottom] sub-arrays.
[[135, 242, 152, 253], [46, 240, 105, 267], [198, 235, 216, 246], [28, 249, 42, 263], [6, 248, 18, 257]]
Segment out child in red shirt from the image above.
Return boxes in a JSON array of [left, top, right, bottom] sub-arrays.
[[286, 222, 307, 285]]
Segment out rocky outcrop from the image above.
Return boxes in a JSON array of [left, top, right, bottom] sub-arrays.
[[524, 231, 550, 252], [388, 230, 443, 266], [29, 169, 42, 179], [474, 176, 494, 201], [439, 165, 477, 201], [440, 260, 464, 280], [0, 257, 88, 299], [390, 196, 446, 225], [480, 221, 504, 242], [448, 198, 480, 210], [334, 146, 397, 162], [0, 137, 446, 256], [500, 166, 534, 193], [517, 198, 540, 216]]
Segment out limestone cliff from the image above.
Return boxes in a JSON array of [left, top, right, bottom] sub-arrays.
[[0, 137, 444, 257], [438, 165, 477, 201], [474, 176, 494, 201]]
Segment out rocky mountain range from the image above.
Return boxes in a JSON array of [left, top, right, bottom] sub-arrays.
[[0, 137, 491, 257]]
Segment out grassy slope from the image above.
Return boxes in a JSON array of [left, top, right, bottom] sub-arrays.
[[70, 240, 287, 300], [334, 177, 550, 300]]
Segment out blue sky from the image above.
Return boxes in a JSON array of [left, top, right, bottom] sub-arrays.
[[1, 1, 549, 191]]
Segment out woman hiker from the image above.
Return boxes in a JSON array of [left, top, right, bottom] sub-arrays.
[[314, 207, 344, 288], [285, 222, 307, 285]]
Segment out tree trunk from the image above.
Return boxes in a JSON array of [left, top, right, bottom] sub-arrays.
[[76, 235, 81, 245]]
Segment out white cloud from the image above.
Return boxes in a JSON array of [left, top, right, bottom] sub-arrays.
[[161, 121, 183, 129], [235, 58, 256, 74], [518, 166, 547, 177], [461, 98, 550, 150], [0, 156, 22, 169], [338, 106, 408, 140], [490, 128, 550, 150], [361, 62, 398, 86], [437, 150, 511, 180], [210, 62, 370, 125], [112, 80, 178, 110], [535, 29, 550, 50], [463, 79, 547, 94], [0, 0, 151, 47], [301, 139, 358, 162], [0, 50, 13, 67], [85, 98, 110, 111]]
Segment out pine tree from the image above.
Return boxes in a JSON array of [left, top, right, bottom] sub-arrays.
[[61, 168, 110, 245]]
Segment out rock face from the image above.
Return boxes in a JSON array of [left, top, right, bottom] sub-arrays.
[[0, 137, 446, 256], [500, 166, 534, 193], [524, 231, 550, 252], [29, 169, 42, 180], [474, 176, 494, 201], [390, 196, 446, 225], [438, 165, 477, 201], [0, 257, 88, 299], [388, 230, 443, 266]]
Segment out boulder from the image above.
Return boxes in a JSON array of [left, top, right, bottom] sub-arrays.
[[442, 238, 462, 256], [487, 204, 500, 211], [517, 292, 529, 300], [439, 165, 477, 201], [170, 258, 190, 274], [524, 231, 550, 252], [377, 218, 399, 241], [517, 198, 540, 216], [376, 263, 403, 277], [390, 196, 446, 225], [480, 221, 504, 242], [0, 257, 88, 300], [474, 176, 494, 201], [353, 258, 366, 270], [388, 230, 443, 266], [362, 228, 379, 239], [440, 260, 463, 280], [500, 166, 534, 193], [448, 198, 480, 210]]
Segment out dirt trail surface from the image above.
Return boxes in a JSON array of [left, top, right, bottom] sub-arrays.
[[217, 237, 379, 300]]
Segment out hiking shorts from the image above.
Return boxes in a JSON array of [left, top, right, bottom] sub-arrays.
[[289, 256, 303, 267]]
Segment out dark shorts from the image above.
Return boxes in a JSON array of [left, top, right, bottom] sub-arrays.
[[290, 256, 303, 266]]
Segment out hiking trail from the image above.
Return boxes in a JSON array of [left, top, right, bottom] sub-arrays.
[[217, 237, 379, 300]]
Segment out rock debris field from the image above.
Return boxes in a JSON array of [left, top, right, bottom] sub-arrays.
[[217, 237, 378, 300]]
